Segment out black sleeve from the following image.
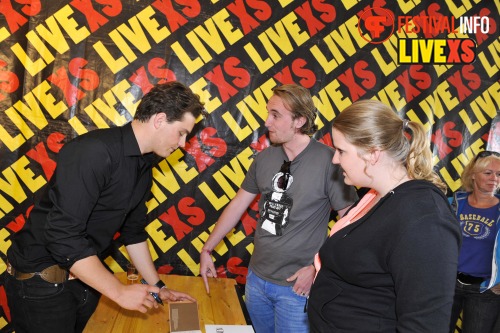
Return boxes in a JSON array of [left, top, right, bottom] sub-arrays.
[[389, 206, 460, 332], [118, 170, 151, 245], [44, 138, 111, 268]]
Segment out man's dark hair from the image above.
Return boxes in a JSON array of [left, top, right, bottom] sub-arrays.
[[134, 81, 205, 122]]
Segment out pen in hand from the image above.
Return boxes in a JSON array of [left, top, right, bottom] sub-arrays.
[[140, 278, 164, 306]]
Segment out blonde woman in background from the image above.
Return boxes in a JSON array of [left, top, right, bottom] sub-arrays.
[[449, 151, 500, 333]]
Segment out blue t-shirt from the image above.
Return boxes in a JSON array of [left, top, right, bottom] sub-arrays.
[[457, 200, 499, 277]]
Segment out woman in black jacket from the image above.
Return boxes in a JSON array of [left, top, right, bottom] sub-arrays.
[[308, 100, 461, 332]]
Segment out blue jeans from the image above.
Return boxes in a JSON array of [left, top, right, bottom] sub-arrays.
[[245, 269, 309, 333], [4, 273, 100, 333], [449, 280, 500, 333]]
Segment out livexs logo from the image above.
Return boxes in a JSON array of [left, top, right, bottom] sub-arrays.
[[357, 7, 490, 64]]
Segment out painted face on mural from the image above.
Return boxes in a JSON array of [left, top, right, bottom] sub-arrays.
[[264, 95, 304, 145]]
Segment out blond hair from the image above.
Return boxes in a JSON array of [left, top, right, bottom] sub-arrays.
[[460, 153, 500, 192], [333, 99, 447, 193], [272, 84, 318, 135]]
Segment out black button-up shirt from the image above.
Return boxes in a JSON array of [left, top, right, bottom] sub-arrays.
[[8, 122, 154, 272]]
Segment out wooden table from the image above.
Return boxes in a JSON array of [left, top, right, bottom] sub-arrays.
[[83, 273, 248, 332]]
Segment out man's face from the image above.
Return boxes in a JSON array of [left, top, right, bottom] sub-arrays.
[[153, 112, 196, 158], [264, 95, 303, 144]]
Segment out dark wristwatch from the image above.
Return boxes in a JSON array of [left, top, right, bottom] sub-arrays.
[[155, 280, 167, 289]]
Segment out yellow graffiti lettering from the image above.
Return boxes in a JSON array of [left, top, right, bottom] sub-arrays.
[[13, 92, 50, 130], [398, 0, 420, 14], [94, 6, 173, 73], [152, 160, 181, 195], [32, 81, 68, 119], [439, 138, 485, 191], [178, 249, 199, 276], [137, 6, 170, 43], [36, 14, 70, 55], [313, 79, 351, 125], [374, 80, 406, 110], [199, 148, 254, 210], [0, 229, 12, 255], [310, 16, 366, 74], [146, 219, 177, 254], [477, 39, 500, 78], [447, 0, 473, 18], [212, 9, 244, 45], [11, 156, 46, 193], [54, 5, 90, 44], [104, 254, 126, 273], [191, 77, 222, 114], [11, 30, 54, 76], [340, 0, 361, 10], [406, 107, 434, 132], [460, 82, 500, 135], [146, 181, 168, 213], [167, 149, 199, 184], [222, 78, 275, 141], [245, 12, 311, 74], [419, 80, 458, 119], [0, 167, 28, 205], [172, 8, 243, 74], [0, 26, 10, 44]]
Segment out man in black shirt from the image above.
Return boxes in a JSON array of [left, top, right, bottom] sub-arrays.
[[5, 81, 204, 333]]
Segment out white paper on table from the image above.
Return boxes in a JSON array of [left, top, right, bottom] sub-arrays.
[[205, 325, 255, 333]]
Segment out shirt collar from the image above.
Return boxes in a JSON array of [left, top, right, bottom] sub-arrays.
[[122, 122, 156, 165], [122, 122, 142, 157]]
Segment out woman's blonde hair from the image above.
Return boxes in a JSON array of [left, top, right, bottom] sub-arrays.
[[460, 152, 500, 192], [333, 99, 447, 193]]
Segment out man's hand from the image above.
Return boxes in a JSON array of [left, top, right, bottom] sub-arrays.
[[113, 284, 160, 313], [200, 250, 217, 294], [491, 284, 500, 295], [159, 288, 196, 302], [286, 265, 316, 297]]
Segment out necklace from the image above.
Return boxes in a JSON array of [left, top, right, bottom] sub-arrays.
[[388, 174, 409, 195]]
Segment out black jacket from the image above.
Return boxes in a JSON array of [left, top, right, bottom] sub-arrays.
[[308, 180, 461, 332]]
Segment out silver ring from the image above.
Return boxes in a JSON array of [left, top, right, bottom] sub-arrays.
[[301, 292, 305, 296]]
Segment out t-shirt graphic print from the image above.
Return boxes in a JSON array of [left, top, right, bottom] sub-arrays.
[[260, 168, 293, 236]]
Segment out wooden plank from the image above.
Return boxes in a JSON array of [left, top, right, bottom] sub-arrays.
[[208, 278, 247, 325], [82, 295, 120, 333], [84, 273, 247, 332]]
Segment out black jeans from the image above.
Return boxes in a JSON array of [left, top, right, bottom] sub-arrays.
[[4, 273, 100, 333], [449, 280, 500, 333]]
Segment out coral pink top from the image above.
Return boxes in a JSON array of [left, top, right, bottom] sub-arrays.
[[314, 189, 378, 274]]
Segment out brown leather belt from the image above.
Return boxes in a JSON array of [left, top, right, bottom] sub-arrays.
[[7, 262, 72, 284]]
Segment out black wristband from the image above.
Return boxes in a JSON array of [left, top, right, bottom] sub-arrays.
[[155, 280, 167, 289]]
